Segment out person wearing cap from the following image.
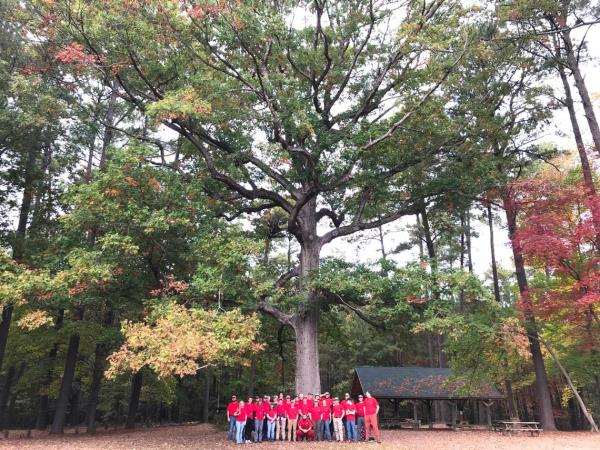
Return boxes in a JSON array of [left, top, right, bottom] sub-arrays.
[[296, 414, 315, 441], [319, 397, 332, 441], [286, 398, 300, 441], [275, 398, 287, 441], [345, 398, 358, 441], [266, 403, 277, 441], [234, 400, 247, 445], [356, 394, 366, 440], [364, 391, 381, 443], [226, 394, 239, 441], [332, 397, 345, 442]]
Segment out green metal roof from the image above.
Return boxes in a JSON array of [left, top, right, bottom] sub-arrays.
[[351, 367, 504, 400]]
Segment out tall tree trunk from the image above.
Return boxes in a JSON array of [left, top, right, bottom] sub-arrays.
[[85, 309, 113, 433], [125, 371, 143, 429], [292, 200, 321, 394], [465, 210, 473, 273], [50, 331, 81, 434], [561, 28, 600, 157], [503, 194, 557, 431], [13, 146, 37, 261]]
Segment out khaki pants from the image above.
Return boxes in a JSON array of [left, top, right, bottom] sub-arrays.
[[287, 418, 298, 441], [276, 416, 286, 440], [333, 417, 344, 441]]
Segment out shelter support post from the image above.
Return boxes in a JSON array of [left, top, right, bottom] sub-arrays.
[[483, 401, 494, 430]]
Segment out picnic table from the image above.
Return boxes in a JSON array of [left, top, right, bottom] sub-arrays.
[[495, 421, 542, 436]]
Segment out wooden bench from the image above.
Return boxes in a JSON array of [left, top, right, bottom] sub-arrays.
[[399, 419, 421, 429], [446, 419, 473, 430], [496, 421, 542, 436]]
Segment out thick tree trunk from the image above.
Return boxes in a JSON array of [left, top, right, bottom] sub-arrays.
[[291, 198, 322, 395], [503, 195, 557, 431], [125, 371, 143, 429], [50, 330, 81, 434], [293, 309, 320, 394], [562, 29, 600, 157]]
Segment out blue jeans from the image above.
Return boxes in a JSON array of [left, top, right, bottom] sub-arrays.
[[267, 420, 276, 440], [357, 416, 365, 440], [320, 419, 332, 441], [255, 418, 264, 441], [227, 416, 236, 440], [346, 419, 357, 441], [235, 420, 245, 444]]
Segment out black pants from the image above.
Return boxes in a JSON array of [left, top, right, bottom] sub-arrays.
[[245, 418, 254, 441]]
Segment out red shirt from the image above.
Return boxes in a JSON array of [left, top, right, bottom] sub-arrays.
[[300, 399, 311, 415], [332, 404, 344, 419], [298, 417, 313, 431], [364, 397, 379, 415], [267, 409, 277, 421], [345, 404, 356, 421], [255, 403, 265, 420], [355, 401, 365, 417], [227, 401, 239, 417], [325, 398, 333, 409], [320, 403, 331, 421], [276, 403, 286, 416], [310, 405, 322, 421], [261, 402, 271, 415], [244, 403, 255, 419], [235, 407, 247, 422], [287, 404, 300, 420]]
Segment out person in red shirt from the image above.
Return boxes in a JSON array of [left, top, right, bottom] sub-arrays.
[[310, 400, 322, 441], [320, 398, 332, 441], [254, 398, 265, 442], [266, 404, 277, 441], [226, 395, 238, 441], [300, 397, 311, 416], [244, 397, 255, 443], [332, 398, 345, 442], [275, 398, 287, 441], [286, 400, 300, 441], [234, 400, 247, 444], [296, 414, 315, 441], [342, 392, 351, 407], [345, 399, 358, 441], [363, 391, 381, 443], [356, 394, 366, 441], [323, 392, 333, 409]]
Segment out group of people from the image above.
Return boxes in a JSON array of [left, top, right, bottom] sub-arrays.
[[226, 391, 381, 444]]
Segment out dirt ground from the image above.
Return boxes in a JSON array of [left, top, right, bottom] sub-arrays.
[[0, 423, 598, 450]]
